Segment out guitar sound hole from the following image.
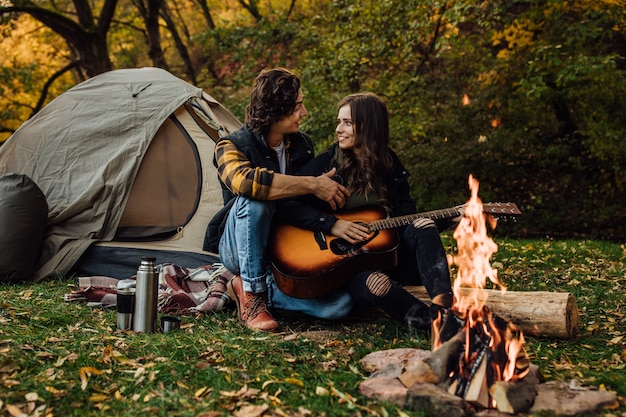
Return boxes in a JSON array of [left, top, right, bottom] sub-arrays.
[[330, 231, 378, 256]]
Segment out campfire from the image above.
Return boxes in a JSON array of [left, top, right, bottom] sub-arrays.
[[357, 176, 616, 415], [428, 174, 533, 411]]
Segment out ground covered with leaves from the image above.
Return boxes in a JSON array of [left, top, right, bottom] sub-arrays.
[[1, 237, 625, 417]]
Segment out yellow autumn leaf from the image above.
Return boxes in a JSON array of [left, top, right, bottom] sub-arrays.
[[284, 377, 304, 387], [88, 394, 108, 402], [45, 386, 64, 395], [194, 386, 210, 398], [80, 366, 105, 391]]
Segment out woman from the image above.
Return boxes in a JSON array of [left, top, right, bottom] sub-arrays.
[[269, 92, 454, 330]]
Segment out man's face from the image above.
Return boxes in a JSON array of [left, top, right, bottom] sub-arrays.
[[273, 89, 308, 136]]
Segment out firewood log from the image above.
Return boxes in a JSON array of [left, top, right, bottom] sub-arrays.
[[404, 286, 579, 339]]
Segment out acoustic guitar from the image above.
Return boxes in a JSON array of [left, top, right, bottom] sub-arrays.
[[269, 202, 521, 299]]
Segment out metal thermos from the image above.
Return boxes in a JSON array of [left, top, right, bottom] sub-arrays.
[[132, 257, 158, 332]]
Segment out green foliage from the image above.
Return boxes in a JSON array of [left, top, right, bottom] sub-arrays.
[[2, 0, 626, 240]]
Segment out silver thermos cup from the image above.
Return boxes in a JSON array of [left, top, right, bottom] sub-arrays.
[[116, 288, 135, 330], [132, 257, 158, 332]]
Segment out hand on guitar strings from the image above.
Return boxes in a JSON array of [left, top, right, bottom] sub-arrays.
[[330, 219, 371, 244]]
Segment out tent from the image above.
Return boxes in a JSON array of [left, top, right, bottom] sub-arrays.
[[0, 67, 242, 280]]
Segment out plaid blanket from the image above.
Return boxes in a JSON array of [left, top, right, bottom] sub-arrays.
[[64, 263, 234, 315]]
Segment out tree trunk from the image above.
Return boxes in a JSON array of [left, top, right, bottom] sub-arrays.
[[133, 0, 169, 70], [1, 0, 116, 78]]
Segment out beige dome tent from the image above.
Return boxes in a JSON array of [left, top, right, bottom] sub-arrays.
[[0, 67, 242, 280]]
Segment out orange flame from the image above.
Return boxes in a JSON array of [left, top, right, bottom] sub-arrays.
[[449, 174, 504, 319], [442, 174, 528, 405]]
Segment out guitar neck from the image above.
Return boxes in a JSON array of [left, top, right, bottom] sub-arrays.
[[368, 206, 463, 231]]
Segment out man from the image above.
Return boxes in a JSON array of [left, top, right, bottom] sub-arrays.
[[212, 68, 349, 331]]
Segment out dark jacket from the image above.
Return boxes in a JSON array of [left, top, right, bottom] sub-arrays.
[[204, 125, 315, 252], [276, 143, 417, 234], [214, 125, 316, 203]]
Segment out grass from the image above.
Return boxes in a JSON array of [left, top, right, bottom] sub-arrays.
[[1, 235, 625, 417]]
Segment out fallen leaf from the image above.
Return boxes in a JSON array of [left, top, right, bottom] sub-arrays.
[[272, 408, 291, 417], [80, 366, 105, 390], [45, 337, 68, 343], [220, 385, 260, 399], [233, 404, 268, 417], [262, 380, 277, 389], [6, 403, 24, 417], [133, 367, 146, 379], [24, 392, 39, 402], [284, 377, 304, 387], [321, 360, 338, 371], [54, 352, 78, 367], [0, 363, 20, 373], [4, 379, 20, 387], [195, 386, 211, 398], [45, 386, 66, 399], [88, 394, 109, 402]]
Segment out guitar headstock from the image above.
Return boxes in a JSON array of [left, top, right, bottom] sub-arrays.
[[482, 202, 522, 217]]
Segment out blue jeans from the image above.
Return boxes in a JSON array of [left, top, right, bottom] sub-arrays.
[[219, 196, 354, 319], [266, 272, 354, 320], [219, 196, 275, 293]]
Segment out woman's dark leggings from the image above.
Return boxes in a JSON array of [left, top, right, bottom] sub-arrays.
[[348, 224, 453, 322], [348, 271, 425, 321]]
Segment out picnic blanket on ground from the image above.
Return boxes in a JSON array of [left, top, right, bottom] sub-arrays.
[[64, 263, 234, 315]]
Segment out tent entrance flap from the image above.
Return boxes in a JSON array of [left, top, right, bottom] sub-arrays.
[[115, 116, 201, 241]]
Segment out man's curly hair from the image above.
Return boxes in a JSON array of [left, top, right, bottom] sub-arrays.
[[245, 68, 301, 136]]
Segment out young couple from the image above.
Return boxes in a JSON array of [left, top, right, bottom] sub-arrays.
[[212, 68, 454, 332]]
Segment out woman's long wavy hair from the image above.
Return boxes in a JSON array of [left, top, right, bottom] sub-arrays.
[[245, 68, 301, 136], [337, 92, 394, 209]]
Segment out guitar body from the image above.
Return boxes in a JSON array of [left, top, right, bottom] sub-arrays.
[[269, 201, 521, 299], [269, 205, 399, 299]]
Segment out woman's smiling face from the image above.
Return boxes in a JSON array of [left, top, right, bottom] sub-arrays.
[[336, 104, 356, 150]]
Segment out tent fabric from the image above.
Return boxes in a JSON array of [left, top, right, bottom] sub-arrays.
[[71, 246, 219, 279], [0, 67, 241, 281], [0, 174, 48, 282]]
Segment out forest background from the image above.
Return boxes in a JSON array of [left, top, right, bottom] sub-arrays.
[[1, 0, 625, 242]]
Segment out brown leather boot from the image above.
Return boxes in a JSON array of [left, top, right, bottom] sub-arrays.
[[227, 275, 279, 332]]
